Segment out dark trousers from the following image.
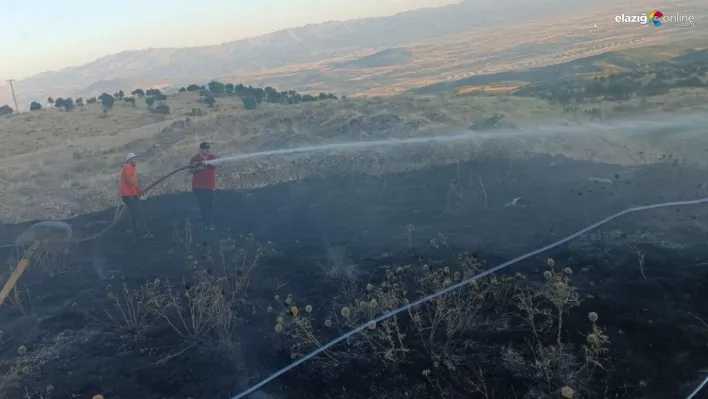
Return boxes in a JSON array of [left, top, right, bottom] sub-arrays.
[[121, 196, 146, 236], [193, 188, 215, 227]]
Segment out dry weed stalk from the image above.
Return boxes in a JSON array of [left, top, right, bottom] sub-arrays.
[[151, 271, 234, 344], [274, 297, 340, 364], [77, 233, 270, 359], [274, 250, 517, 397], [0, 345, 32, 396], [222, 233, 270, 299], [172, 219, 193, 254], [506, 257, 608, 395], [318, 244, 350, 279], [636, 250, 647, 280]]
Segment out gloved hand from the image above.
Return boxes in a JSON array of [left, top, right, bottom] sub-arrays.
[[189, 162, 206, 173]]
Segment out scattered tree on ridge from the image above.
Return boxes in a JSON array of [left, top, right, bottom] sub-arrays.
[[54, 97, 75, 111], [241, 96, 257, 110], [99, 93, 115, 113], [202, 93, 215, 107], [207, 81, 226, 96], [195, 80, 338, 109], [30, 101, 42, 111], [62, 98, 75, 111], [131, 89, 145, 97], [0, 105, 14, 115], [47, 97, 54, 107]]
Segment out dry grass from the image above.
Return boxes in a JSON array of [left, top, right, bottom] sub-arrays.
[[273, 252, 610, 397], [0, 92, 246, 158], [1, 86, 708, 224], [181, 0, 706, 97], [457, 85, 520, 94], [0, 329, 96, 398], [71, 228, 268, 369]]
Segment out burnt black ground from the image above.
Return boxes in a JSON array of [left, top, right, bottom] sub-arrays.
[[1, 153, 708, 398]]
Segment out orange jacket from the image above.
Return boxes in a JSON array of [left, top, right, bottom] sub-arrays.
[[119, 164, 142, 197]]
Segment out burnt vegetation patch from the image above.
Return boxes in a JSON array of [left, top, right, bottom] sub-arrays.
[[0, 155, 707, 398]]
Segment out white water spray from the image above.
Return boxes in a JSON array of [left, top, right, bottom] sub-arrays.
[[205, 113, 708, 166]]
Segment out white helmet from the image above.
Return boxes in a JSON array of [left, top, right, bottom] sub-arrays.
[[124, 152, 138, 163]]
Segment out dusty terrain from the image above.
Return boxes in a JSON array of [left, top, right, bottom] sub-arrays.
[[1, 84, 708, 224], [1, 153, 708, 398], [1, 38, 708, 398]]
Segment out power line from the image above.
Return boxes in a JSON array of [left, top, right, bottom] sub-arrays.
[[6, 79, 19, 114]]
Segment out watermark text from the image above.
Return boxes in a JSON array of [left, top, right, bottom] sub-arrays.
[[615, 11, 695, 27]]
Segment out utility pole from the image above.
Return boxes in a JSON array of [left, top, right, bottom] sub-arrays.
[[6, 79, 19, 114]]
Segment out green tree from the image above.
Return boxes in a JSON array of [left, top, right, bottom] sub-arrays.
[[99, 93, 115, 110], [145, 88, 162, 96], [241, 96, 257, 110], [208, 80, 226, 95], [179, 87, 186, 92], [114, 90, 125, 100], [264, 86, 279, 103], [123, 96, 136, 106], [203, 94, 215, 107], [131, 88, 145, 97], [62, 97, 75, 111], [76, 97, 84, 107], [29, 101, 42, 111], [47, 97, 54, 107], [253, 88, 265, 104], [151, 104, 170, 114], [86, 97, 97, 104], [186, 84, 201, 92], [145, 96, 155, 108], [0, 105, 12, 115]]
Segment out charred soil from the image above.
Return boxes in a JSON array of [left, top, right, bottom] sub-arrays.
[[1, 154, 707, 399]]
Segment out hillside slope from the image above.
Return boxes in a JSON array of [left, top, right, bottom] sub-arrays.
[[411, 44, 708, 94], [0, 0, 620, 107]]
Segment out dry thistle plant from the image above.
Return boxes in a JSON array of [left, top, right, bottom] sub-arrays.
[[505, 257, 605, 395], [272, 250, 516, 397], [221, 233, 271, 300], [74, 280, 160, 333], [149, 270, 234, 344], [272, 294, 340, 364], [582, 311, 610, 373]]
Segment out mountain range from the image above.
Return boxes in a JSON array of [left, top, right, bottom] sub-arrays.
[[0, 0, 643, 109]]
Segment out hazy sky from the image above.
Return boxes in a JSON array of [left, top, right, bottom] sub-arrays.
[[0, 0, 460, 80]]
